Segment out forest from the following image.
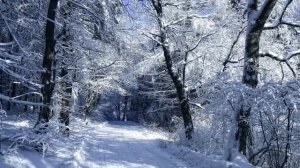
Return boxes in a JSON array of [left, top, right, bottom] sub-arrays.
[[0, 0, 300, 167]]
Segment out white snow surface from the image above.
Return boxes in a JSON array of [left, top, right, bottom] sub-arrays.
[[0, 116, 255, 168]]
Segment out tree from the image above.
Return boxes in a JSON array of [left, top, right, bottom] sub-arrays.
[[235, 0, 278, 157], [242, 0, 278, 88], [149, 0, 194, 139], [37, 0, 59, 130], [235, 0, 300, 160]]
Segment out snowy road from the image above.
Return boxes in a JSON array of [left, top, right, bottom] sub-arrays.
[[69, 120, 187, 168], [1, 118, 187, 168]]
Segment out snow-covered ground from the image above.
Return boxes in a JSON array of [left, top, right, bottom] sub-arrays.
[[0, 116, 255, 168]]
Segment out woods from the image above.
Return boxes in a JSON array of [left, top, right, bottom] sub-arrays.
[[0, 0, 300, 167]]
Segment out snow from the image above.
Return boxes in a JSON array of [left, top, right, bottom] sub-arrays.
[[0, 116, 256, 168], [0, 117, 186, 168]]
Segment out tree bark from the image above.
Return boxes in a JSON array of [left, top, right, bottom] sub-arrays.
[[37, 0, 59, 129]]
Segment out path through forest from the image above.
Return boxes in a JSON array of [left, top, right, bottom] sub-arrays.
[[1, 116, 252, 168], [1, 117, 187, 168], [69, 120, 187, 168]]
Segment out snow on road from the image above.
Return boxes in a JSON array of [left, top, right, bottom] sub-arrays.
[[1, 118, 187, 168], [1, 117, 254, 168], [67, 120, 187, 168]]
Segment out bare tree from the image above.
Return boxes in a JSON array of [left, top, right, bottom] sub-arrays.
[[37, 0, 59, 130], [149, 0, 194, 139]]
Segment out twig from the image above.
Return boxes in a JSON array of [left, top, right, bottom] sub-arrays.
[[223, 26, 246, 72]]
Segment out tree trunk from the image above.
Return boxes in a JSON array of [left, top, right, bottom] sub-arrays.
[[243, 0, 278, 88], [37, 0, 59, 130], [24, 87, 28, 112], [151, 0, 194, 139], [0, 72, 2, 107], [59, 63, 72, 135], [116, 103, 121, 120], [162, 44, 194, 139], [122, 96, 128, 121], [237, 0, 278, 157]]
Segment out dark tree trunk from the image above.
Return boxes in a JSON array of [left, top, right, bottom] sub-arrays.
[[37, 0, 59, 129], [150, 0, 194, 139], [6, 82, 16, 111], [122, 96, 128, 121], [24, 86, 28, 112], [235, 106, 251, 155], [0, 72, 2, 107], [11, 82, 16, 107], [116, 103, 121, 120], [162, 44, 194, 139], [59, 63, 72, 135], [242, 0, 278, 88], [237, 0, 278, 157], [24, 94, 28, 112], [6, 83, 11, 111]]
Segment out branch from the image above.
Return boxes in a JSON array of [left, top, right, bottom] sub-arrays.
[[67, 0, 104, 25], [260, 51, 296, 77], [280, 20, 300, 28], [162, 2, 186, 7], [279, 63, 285, 82], [87, 60, 118, 70], [186, 30, 216, 54], [10, 92, 42, 100], [0, 64, 42, 90], [0, 42, 13, 47], [260, 51, 282, 61], [0, 93, 43, 107], [0, 57, 45, 73], [38, 13, 63, 27], [190, 102, 204, 109], [222, 26, 246, 72], [286, 49, 300, 60], [0, 12, 30, 58], [264, 0, 300, 29], [141, 31, 163, 45], [163, 14, 208, 28], [181, 29, 218, 69]]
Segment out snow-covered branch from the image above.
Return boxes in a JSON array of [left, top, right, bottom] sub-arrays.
[[264, 0, 300, 29], [141, 31, 163, 45], [0, 42, 14, 47], [163, 14, 208, 29], [0, 50, 21, 61], [0, 64, 42, 90], [86, 60, 118, 70], [260, 51, 297, 77], [0, 11, 30, 58], [0, 93, 43, 107], [186, 30, 217, 54], [286, 49, 300, 60], [162, 2, 186, 7], [67, 0, 105, 24]]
